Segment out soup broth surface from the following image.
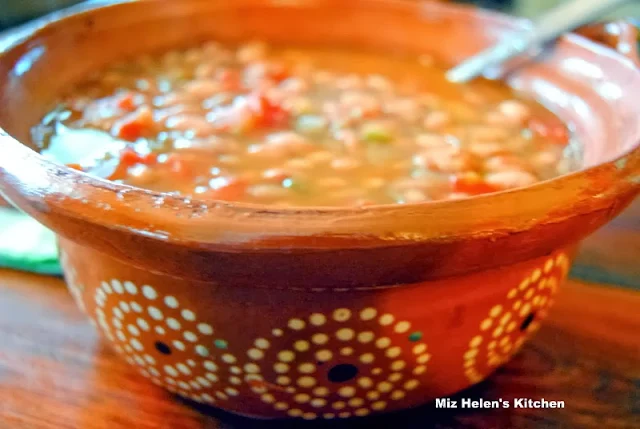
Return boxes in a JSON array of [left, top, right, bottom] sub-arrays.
[[35, 41, 573, 207]]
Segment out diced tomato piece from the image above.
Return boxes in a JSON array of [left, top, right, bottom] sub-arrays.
[[119, 147, 144, 167], [207, 178, 248, 201], [208, 91, 288, 133], [105, 158, 132, 181], [247, 91, 290, 128], [116, 93, 137, 111], [106, 165, 127, 181], [451, 174, 501, 195], [361, 104, 383, 119], [232, 111, 258, 135], [66, 163, 84, 171], [258, 61, 290, 83], [267, 63, 290, 83], [141, 152, 158, 165], [112, 107, 155, 141], [528, 117, 569, 144], [113, 120, 145, 141], [105, 147, 152, 181]]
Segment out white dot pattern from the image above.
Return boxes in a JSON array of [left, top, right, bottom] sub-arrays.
[[92, 279, 239, 406], [463, 253, 566, 384], [245, 308, 430, 419]]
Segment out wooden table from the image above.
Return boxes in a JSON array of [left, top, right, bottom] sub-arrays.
[[0, 201, 638, 429]]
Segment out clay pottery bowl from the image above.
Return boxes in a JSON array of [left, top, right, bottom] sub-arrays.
[[0, 0, 639, 421]]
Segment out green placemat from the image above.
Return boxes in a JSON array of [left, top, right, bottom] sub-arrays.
[[0, 208, 61, 275]]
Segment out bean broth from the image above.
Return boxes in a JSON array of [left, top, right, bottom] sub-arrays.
[[34, 41, 574, 207]]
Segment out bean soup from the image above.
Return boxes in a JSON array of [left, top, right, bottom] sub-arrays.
[[34, 41, 575, 207]]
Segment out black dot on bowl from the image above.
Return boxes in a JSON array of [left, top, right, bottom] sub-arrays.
[[155, 341, 172, 355], [520, 313, 536, 331], [327, 364, 359, 383]]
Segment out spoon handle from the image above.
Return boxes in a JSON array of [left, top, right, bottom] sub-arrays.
[[446, 0, 633, 83]]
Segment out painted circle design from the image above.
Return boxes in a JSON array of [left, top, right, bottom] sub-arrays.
[[245, 308, 430, 419], [93, 279, 240, 405], [462, 252, 569, 383]]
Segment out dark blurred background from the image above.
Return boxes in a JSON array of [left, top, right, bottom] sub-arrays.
[[0, 0, 638, 31], [0, 0, 82, 29]]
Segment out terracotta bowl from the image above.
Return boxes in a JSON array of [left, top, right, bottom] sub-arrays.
[[0, 0, 639, 421]]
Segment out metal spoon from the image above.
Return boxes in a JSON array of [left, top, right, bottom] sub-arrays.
[[447, 0, 633, 83]]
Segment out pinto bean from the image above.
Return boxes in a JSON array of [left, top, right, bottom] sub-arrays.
[[400, 189, 428, 203], [531, 149, 561, 169], [272, 132, 314, 153], [416, 134, 451, 149], [339, 91, 382, 119], [279, 77, 310, 94], [330, 131, 358, 155], [154, 93, 189, 108], [173, 137, 240, 154], [484, 155, 530, 173], [183, 80, 222, 99], [331, 157, 362, 171], [237, 42, 268, 63], [468, 141, 507, 158], [305, 151, 333, 165], [445, 192, 471, 200], [336, 74, 364, 90], [469, 126, 510, 142], [413, 146, 476, 173], [165, 115, 215, 137], [154, 105, 201, 122], [285, 158, 314, 171], [497, 100, 531, 125], [484, 111, 507, 126], [215, 155, 238, 166], [485, 170, 538, 189], [262, 168, 292, 182], [248, 132, 314, 158], [423, 111, 451, 131], [386, 98, 422, 122], [366, 75, 393, 92]]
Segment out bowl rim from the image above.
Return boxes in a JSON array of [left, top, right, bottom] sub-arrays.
[[0, 0, 639, 252]]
